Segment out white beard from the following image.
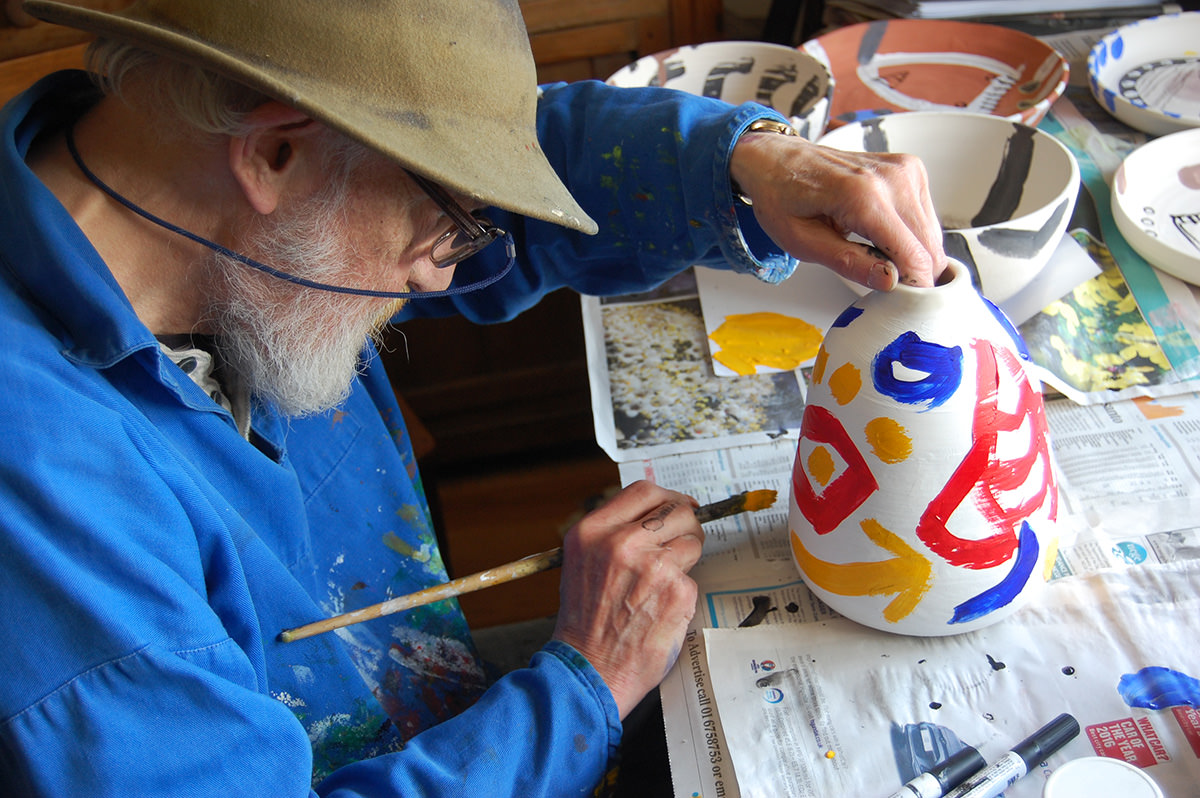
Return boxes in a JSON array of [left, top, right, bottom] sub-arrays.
[[204, 151, 404, 417]]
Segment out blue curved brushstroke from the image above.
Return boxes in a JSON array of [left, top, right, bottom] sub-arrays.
[[1118, 666, 1200, 710], [950, 522, 1040, 625], [982, 297, 1031, 359], [873, 331, 963, 410], [1112, 34, 1124, 61], [831, 305, 864, 329]]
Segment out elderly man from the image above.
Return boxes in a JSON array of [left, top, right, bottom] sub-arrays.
[[0, 0, 944, 795]]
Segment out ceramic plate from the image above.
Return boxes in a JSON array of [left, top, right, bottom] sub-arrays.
[[1112, 128, 1200, 285], [800, 19, 1067, 130], [606, 41, 832, 140], [1088, 12, 1200, 136]]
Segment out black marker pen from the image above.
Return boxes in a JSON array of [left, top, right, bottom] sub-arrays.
[[942, 714, 1080, 798], [885, 745, 987, 798]]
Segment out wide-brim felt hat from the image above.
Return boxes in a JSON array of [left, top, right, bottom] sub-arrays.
[[22, 0, 598, 235]]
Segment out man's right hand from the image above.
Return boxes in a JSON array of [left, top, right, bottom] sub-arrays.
[[552, 480, 704, 719]]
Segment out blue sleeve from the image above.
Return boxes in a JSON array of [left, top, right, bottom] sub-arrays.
[[317, 642, 621, 797], [0, 397, 619, 797], [3, 620, 617, 798], [399, 80, 799, 323], [0, 347, 618, 796]]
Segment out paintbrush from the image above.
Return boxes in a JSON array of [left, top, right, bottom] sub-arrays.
[[279, 488, 778, 643]]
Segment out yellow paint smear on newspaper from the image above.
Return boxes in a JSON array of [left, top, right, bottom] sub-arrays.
[[709, 311, 823, 376]]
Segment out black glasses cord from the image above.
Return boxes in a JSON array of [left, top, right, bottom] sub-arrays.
[[63, 124, 515, 300]]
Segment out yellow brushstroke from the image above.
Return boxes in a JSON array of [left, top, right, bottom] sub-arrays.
[[812, 345, 830, 384], [864, 417, 912, 464], [710, 312, 823, 376], [790, 519, 932, 623], [807, 446, 836, 487], [828, 362, 862, 405], [1042, 535, 1060, 582], [382, 531, 431, 563]]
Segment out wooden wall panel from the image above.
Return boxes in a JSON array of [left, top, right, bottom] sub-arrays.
[[0, 42, 85, 104], [520, 0, 669, 34]]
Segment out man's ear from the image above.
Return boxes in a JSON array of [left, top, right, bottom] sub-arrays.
[[228, 102, 318, 216]]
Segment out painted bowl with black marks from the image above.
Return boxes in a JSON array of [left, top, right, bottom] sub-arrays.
[[818, 110, 1080, 304], [800, 19, 1068, 131], [606, 41, 833, 141]]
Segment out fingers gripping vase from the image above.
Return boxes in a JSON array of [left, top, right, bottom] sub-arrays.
[[788, 260, 1058, 636]]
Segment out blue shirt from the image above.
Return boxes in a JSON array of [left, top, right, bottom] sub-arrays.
[[0, 71, 795, 797]]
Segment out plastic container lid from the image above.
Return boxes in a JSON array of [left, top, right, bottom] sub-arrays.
[[1043, 757, 1163, 798]]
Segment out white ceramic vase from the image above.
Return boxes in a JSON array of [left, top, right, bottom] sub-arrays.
[[788, 260, 1058, 636]]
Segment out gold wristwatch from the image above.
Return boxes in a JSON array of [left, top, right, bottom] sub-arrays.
[[731, 118, 797, 206]]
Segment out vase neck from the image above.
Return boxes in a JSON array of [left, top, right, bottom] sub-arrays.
[[882, 259, 975, 313]]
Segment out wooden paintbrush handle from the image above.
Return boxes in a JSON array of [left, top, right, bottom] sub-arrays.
[[279, 548, 564, 642], [279, 489, 776, 643]]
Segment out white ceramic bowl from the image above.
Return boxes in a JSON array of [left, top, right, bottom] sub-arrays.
[[817, 111, 1080, 304], [1088, 11, 1200, 137], [606, 41, 833, 140]]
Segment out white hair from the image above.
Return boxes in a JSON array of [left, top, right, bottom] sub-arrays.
[[85, 38, 271, 136]]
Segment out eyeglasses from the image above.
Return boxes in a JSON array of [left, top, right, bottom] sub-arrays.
[[407, 170, 506, 268]]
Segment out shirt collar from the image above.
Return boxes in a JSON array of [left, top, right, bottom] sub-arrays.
[[0, 71, 290, 453], [0, 71, 158, 368]]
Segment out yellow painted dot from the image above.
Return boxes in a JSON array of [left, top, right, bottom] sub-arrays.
[[828, 362, 862, 405], [825, 750, 837, 759], [864, 417, 913, 464], [807, 446, 836, 487], [709, 312, 824, 376]]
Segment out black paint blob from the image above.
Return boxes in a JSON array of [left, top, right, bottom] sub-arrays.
[[737, 595, 777, 627]]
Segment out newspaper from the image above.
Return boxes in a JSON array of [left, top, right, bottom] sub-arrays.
[[582, 271, 806, 463], [704, 562, 1200, 798], [1044, 391, 1200, 576], [621, 389, 1200, 798]]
